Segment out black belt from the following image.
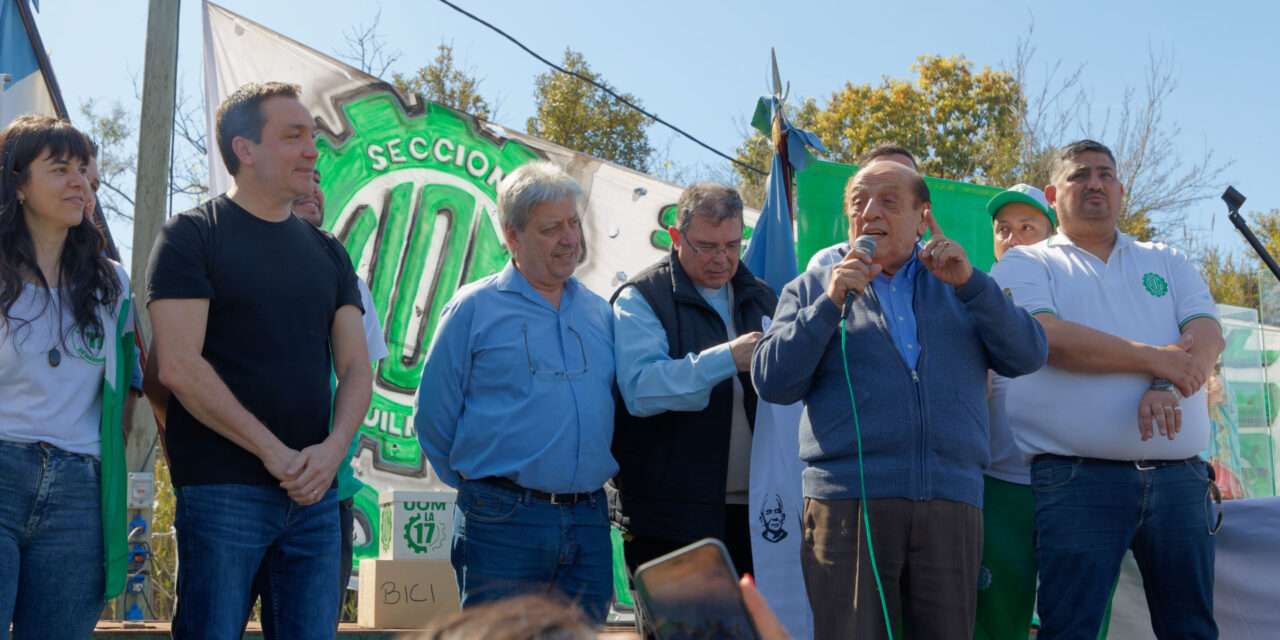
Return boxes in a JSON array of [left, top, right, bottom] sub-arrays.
[[479, 477, 598, 505], [1035, 453, 1203, 471]]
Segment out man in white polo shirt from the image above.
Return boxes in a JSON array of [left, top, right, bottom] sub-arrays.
[[992, 139, 1223, 640]]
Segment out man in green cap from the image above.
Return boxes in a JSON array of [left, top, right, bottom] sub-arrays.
[[976, 183, 1055, 640], [989, 183, 1056, 262]]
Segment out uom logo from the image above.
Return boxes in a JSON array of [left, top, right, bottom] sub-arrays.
[[317, 92, 540, 479], [403, 512, 446, 554]]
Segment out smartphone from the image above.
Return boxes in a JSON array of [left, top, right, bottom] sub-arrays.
[[633, 538, 762, 640]]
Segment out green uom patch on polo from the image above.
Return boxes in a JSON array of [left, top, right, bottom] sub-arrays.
[[1142, 272, 1169, 297]]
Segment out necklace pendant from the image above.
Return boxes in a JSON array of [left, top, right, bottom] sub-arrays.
[[47, 348, 61, 368]]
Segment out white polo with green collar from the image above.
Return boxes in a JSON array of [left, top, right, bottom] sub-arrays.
[[990, 231, 1219, 462]]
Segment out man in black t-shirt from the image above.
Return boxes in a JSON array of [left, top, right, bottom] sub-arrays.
[[146, 82, 371, 639]]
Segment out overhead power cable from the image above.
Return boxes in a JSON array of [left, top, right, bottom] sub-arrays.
[[435, 0, 768, 176]]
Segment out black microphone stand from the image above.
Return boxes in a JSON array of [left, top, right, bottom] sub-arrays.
[[1223, 186, 1280, 283]]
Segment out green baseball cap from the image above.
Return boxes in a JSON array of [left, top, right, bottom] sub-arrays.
[[987, 183, 1057, 227]]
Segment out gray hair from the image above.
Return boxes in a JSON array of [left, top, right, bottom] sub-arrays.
[[497, 161, 584, 231], [676, 182, 744, 234]]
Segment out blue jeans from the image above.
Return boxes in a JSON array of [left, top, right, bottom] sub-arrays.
[[0, 440, 104, 639], [452, 480, 613, 623], [339, 497, 354, 597], [1032, 456, 1217, 640], [172, 484, 339, 639]]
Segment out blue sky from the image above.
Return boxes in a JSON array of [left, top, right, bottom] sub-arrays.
[[31, 0, 1279, 267]]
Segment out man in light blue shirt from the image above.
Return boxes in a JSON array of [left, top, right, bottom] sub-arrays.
[[415, 161, 617, 622], [611, 183, 776, 577]]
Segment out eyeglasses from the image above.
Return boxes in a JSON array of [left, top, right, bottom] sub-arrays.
[[682, 235, 742, 259], [521, 323, 589, 380]]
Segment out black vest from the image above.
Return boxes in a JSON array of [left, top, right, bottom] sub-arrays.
[[609, 252, 777, 541]]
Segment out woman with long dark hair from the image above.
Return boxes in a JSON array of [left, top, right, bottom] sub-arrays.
[[0, 115, 135, 637]]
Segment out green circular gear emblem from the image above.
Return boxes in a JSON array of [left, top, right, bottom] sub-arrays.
[[1142, 272, 1169, 297], [404, 514, 429, 554], [73, 328, 106, 365], [403, 512, 444, 554]]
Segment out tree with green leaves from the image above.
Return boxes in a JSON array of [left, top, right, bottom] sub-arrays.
[[732, 55, 1023, 208], [393, 43, 492, 120], [1196, 208, 1280, 310], [732, 36, 1228, 248], [527, 49, 654, 172], [1200, 246, 1259, 310]]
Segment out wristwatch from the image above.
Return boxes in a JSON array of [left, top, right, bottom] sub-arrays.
[[1150, 378, 1184, 401]]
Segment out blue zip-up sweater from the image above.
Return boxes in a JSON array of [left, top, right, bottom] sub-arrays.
[[752, 266, 1047, 508]]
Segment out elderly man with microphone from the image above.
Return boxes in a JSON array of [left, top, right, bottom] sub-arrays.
[[752, 161, 1048, 639]]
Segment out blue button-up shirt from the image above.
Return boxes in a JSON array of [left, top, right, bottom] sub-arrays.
[[613, 284, 738, 417], [415, 262, 617, 493], [870, 247, 921, 370]]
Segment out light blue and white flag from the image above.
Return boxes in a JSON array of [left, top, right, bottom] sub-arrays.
[[1, 0, 61, 127], [743, 96, 824, 640]]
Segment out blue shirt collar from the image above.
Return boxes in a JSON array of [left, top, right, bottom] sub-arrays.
[[495, 261, 579, 309], [878, 244, 922, 283]]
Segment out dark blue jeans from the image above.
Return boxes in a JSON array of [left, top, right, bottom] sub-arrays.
[[452, 480, 613, 623], [339, 496, 354, 597], [0, 440, 104, 639], [1032, 455, 1217, 640], [172, 484, 339, 639]]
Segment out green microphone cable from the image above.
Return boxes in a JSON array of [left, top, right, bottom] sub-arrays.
[[840, 317, 894, 639]]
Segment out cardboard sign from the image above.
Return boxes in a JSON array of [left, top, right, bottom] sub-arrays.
[[378, 490, 457, 560], [357, 558, 460, 629]]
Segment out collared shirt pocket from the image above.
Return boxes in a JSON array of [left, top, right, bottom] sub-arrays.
[[470, 325, 531, 395]]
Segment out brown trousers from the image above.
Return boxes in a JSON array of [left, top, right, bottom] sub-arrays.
[[801, 497, 982, 639]]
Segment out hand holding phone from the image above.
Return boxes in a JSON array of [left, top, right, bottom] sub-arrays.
[[633, 538, 763, 640]]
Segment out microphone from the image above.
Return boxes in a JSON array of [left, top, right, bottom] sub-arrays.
[[841, 235, 878, 320]]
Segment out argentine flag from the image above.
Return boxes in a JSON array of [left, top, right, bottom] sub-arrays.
[[741, 97, 824, 640], [1, 0, 60, 127]]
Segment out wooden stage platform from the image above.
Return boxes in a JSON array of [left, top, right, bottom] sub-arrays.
[[93, 622, 639, 638]]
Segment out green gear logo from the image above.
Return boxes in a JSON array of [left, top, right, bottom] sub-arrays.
[[402, 512, 443, 554], [1142, 272, 1169, 297], [73, 327, 106, 365]]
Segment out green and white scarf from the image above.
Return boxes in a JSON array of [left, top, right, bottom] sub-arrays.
[[97, 264, 135, 599]]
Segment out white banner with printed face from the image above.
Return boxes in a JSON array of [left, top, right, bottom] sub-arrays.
[[749, 395, 813, 640]]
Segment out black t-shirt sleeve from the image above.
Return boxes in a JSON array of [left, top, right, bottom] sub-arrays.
[[327, 234, 363, 314], [147, 213, 214, 303]]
